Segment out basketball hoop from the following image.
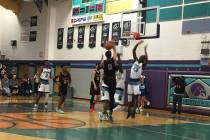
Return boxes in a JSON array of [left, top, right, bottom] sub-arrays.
[[122, 32, 141, 40]]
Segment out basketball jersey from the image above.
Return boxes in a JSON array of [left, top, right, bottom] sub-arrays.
[[94, 70, 100, 86], [40, 67, 51, 81], [130, 61, 143, 79], [103, 58, 116, 78], [116, 71, 125, 89], [60, 72, 70, 86]]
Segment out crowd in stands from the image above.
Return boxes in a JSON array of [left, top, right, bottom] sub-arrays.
[[0, 64, 33, 97]]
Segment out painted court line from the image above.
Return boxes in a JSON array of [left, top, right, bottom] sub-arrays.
[[128, 126, 198, 140], [0, 132, 54, 140]]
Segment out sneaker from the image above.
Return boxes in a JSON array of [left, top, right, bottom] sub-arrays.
[[57, 109, 64, 114], [126, 111, 132, 119], [113, 105, 124, 112], [136, 108, 140, 114], [147, 101, 150, 106], [33, 104, 38, 112], [89, 108, 95, 112], [99, 112, 104, 121], [44, 105, 48, 112], [140, 108, 143, 112]]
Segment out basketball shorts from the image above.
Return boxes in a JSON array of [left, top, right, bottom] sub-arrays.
[[101, 84, 110, 101], [38, 83, 50, 93], [114, 88, 124, 104], [127, 83, 141, 102]]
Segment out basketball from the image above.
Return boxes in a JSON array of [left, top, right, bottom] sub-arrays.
[[105, 41, 114, 50], [133, 32, 141, 40]]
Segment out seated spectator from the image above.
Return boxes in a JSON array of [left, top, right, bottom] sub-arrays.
[[20, 74, 32, 96], [9, 74, 19, 95], [2, 74, 11, 97]]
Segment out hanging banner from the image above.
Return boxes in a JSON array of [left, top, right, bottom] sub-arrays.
[[71, 0, 105, 25], [89, 24, 97, 48], [29, 31, 37, 42], [77, 26, 85, 48], [30, 16, 37, 27], [57, 28, 64, 49], [112, 22, 121, 46], [122, 20, 131, 46], [101, 23, 110, 47], [67, 27, 74, 49]]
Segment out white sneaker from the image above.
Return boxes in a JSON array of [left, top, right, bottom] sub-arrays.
[[33, 104, 38, 112], [147, 101, 150, 106], [136, 108, 140, 114], [44, 105, 48, 112], [56, 108, 64, 114], [113, 105, 123, 112]]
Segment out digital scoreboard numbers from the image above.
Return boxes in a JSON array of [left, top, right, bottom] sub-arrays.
[[72, 4, 104, 16], [72, 0, 105, 25]]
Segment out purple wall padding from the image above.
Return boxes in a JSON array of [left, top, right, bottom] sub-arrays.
[[143, 70, 168, 109]]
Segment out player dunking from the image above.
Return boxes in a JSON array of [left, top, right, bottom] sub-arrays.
[[33, 61, 52, 112], [99, 42, 117, 122], [89, 63, 101, 112], [127, 40, 148, 119]]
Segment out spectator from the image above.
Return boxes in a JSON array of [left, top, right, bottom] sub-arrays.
[[2, 74, 11, 97], [0, 65, 7, 79], [34, 69, 41, 96], [9, 74, 19, 95], [171, 76, 186, 114], [20, 74, 32, 96]]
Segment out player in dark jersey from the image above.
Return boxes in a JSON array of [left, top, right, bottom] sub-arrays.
[[99, 42, 117, 122], [54, 65, 71, 114], [89, 63, 101, 112]]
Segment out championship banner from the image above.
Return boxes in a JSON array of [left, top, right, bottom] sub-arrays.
[[101, 23, 110, 47], [77, 26, 85, 48], [29, 31, 37, 42], [112, 22, 121, 46], [168, 74, 210, 108], [67, 27, 74, 49], [30, 16, 37, 27], [122, 20, 131, 46], [71, 0, 105, 25], [89, 24, 97, 48], [57, 28, 64, 49]]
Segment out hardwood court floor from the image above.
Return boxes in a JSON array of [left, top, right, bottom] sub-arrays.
[[0, 96, 209, 140]]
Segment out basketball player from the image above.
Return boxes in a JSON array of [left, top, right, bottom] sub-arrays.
[[127, 40, 148, 119], [33, 61, 52, 112], [136, 75, 150, 113], [89, 63, 101, 112], [113, 54, 125, 111], [99, 42, 117, 122], [54, 65, 71, 114]]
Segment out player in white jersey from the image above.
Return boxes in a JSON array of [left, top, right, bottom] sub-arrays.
[[113, 68, 125, 111], [33, 61, 52, 112], [127, 40, 148, 119]]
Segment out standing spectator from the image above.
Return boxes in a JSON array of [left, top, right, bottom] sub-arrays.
[[0, 65, 7, 79], [2, 74, 11, 97], [9, 74, 19, 95], [171, 76, 186, 114], [34, 68, 41, 96]]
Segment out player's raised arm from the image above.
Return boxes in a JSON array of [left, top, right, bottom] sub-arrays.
[[99, 54, 104, 68], [133, 40, 143, 61], [144, 44, 148, 64]]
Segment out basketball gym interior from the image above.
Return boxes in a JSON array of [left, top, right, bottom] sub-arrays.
[[0, 0, 210, 140]]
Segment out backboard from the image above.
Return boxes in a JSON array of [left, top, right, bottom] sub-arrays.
[[121, 6, 160, 40]]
